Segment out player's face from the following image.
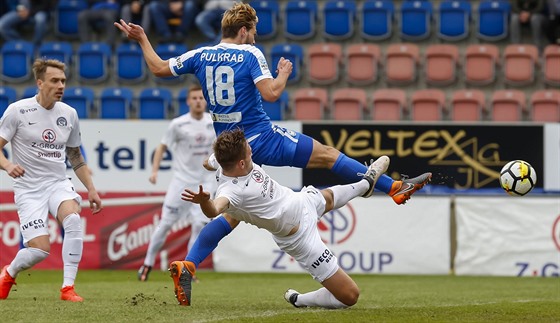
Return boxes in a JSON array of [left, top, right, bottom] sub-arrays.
[[38, 67, 66, 101], [187, 89, 207, 114]]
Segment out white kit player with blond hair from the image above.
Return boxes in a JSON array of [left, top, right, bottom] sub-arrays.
[[0, 58, 102, 302], [137, 84, 216, 282]]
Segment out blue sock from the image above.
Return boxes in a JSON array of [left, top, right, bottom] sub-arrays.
[[331, 154, 394, 194], [185, 216, 232, 268]]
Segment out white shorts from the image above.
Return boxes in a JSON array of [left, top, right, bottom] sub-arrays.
[[160, 177, 211, 227], [14, 179, 81, 246], [273, 186, 338, 283]]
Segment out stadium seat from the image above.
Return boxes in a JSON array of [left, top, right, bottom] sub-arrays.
[[138, 88, 173, 119], [371, 88, 407, 121], [361, 0, 394, 41], [1, 40, 35, 83], [464, 44, 500, 86], [331, 88, 367, 120], [346, 43, 380, 85], [450, 89, 486, 122], [116, 43, 146, 84], [0, 86, 17, 117], [154, 43, 188, 83], [437, 0, 471, 41], [63, 86, 95, 119], [77, 42, 112, 83], [424, 44, 460, 86], [262, 91, 289, 121], [410, 89, 446, 121], [322, 0, 356, 40], [177, 88, 189, 116], [503, 44, 539, 87], [530, 90, 560, 123], [38, 41, 73, 67], [21, 86, 38, 99], [543, 45, 560, 87], [477, 0, 511, 42], [292, 88, 328, 120], [100, 87, 134, 119], [253, 0, 280, 40], [385, 43, 419, 85], [55, 0, 88, 38], [307, 43, 342, 85], [284, 0, 317, 40], [490, 90, 526, 122], [399, 0, 433, 41], [270, 43, 304, 83]]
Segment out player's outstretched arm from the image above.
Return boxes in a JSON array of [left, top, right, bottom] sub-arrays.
[[66, 146, 102, 214], [114, 19, 173, 77], [182, 185, 228, 218]]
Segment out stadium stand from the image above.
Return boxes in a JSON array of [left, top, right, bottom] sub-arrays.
[[371, 88, 407, 121], [262, 91, 289, 121], [177, 88, 189, 116], [424, 44, 460, 86], [77, 42, 112, 84], [490, 89, 526, 122], [0, 86, 17, 117], [346, 43, 381, 85], [399, 0, 433, 41], [62, 86, 95, 119], [154, 43, 188, 84], [270, 43, 304, 83], [437, 0, 471, 42], [361, 0, 394, 41], [99, 87, 134, 119], [252, 0, 280, 40], [450, 89, 486, 122], [503, 44, 539, 87], [1, 40, 35, 83], [38, 41, 74, 70], [55, 0, 88, 39], [464, 44, 500, 86], [138, 88, 173, 119], [385, 43, 420, 85], [307, 43, 342, 85], [284, 0, 318, 40], [116, 43, 146, 84], [322, 0, 356, 41], [543, 45, 560, 87], [476, 0, 511, 42], [410, 89, 447, 121], [21, 86, 38, 99], [530, 89, 560, 123], [331, 88, 367, 120], [292, 88, 328, 120]]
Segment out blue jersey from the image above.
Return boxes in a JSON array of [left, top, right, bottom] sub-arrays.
[[169, 43, 273, 139]]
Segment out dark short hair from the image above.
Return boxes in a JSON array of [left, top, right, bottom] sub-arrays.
[[32, 58, 65, 80], [214, 128, 247, 171]]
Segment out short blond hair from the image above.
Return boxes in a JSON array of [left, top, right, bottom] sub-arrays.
[[32, 58, 65, 81], [221, 2, 258, 39]]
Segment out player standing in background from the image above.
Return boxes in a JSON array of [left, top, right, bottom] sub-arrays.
[[138, 84, 216, 282], [182, 129, 390, 309], [115, 2, 431, 305], [0, 59, 103, 302]]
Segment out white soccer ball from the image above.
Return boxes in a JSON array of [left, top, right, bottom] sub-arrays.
[[499, 160, 537, 196]]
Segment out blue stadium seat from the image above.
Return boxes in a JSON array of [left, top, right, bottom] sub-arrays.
[[477, 0, 511, 42], [322, 0, 356, 40], [63, 86, 95, 118], [21, 86, 38, 99], [116, 43, 146, 84], [284, 0, 317, 40], [38, 41, 73, 66], [399, 0, 433, 41], [253, 0, 279, 40], [100, 87, 133, 119], [0, 86, 17, 117], [255, 44, 266, 57], [1, 40, 35, 83], [177, 88, 189, 116], [77, 42, 112, 83], [262, 91, 288, 121], [155, 43, 188, 83], [138, 88, 173, 119], [270, 43, 304, 83], [438, 1, 471, 41], [55, 0, 88, 38], [361, 0, 394, 41]]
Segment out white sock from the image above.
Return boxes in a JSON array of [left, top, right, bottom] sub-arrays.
[[143, 221, 172, 266], [330, 180, 370, 210], [61, 213, 83, 287], [296, 287, 349, 309], [8, 247, 49, 277]]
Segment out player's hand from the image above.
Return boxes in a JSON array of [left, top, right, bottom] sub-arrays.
[[114, 19, 145, 42], [182, 185, 210, 204], [5, 163, 25, 178], [275, 57, 293, 76], [88, 190, 103, 214], [149, 173, 157, 184]]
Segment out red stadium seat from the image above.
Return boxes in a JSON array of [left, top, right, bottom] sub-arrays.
[[464, 44, 499, 86], [331, 88, 367, 120], [307, 43, 342, 85], [292, 88, 328, 120], [503, 44, 539, 86], [371, 89, 407, 121], [385, 43, 419, 85], [530, 90, 560, 123], [543, 45, 560, 87], [346, 43, 380, 85], [410, 89, 446, 121], [490, 90, 526, 122], [450, 89, 485, 122], [424, 44, 460, 86]]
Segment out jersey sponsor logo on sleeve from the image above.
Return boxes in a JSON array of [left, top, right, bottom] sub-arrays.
[[175, 56, 183, 69]]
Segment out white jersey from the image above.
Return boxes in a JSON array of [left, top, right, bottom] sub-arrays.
[[162, 112, 215, 185], [216, 163, 303, 237], [0, 97, 81, 190]]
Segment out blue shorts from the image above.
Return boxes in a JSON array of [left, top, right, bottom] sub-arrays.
[[248, 124, 313, 168]]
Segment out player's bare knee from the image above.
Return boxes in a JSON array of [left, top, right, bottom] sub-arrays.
[[340, 287, 360, 306]]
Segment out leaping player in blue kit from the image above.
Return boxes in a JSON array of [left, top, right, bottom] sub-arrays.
[[115, 2, 432, 306]]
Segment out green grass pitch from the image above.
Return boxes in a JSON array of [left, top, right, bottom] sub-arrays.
[[0, 270, 558, 322]]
